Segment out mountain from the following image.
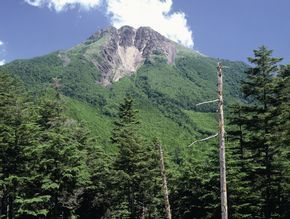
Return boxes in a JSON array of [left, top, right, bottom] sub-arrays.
[[87, 26, 177, 85], [1, 26, 248, 154]]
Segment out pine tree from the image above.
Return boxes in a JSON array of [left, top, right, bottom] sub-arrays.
[[110, 97, 162, 218], [172, 141, 220, 219], [75, 124, 113, 219], [228, 46, 288, 218], [0, 71, 46, 218], [227, 104, 258, 218], [35, 90, 90, 218], [268, 65, 290, 218]]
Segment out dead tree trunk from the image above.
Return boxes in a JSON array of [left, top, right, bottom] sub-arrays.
[[217, 62, 228, 219], [140, 206, 147, 219], [158, 142, 172, 219]]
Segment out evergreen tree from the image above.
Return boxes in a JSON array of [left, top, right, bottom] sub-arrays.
[[75, 124, 113, 219], [110, 97, 162, 218], [35, 91, 90, 218], [227, 104, 258, 218], [228, 46, 289, 218], [268, 65, 290, 218], [172, 141, 220, 219], [0, 71, 46, 218]]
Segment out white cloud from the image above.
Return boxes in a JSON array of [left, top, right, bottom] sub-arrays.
[[24, 0, 102, 12], [24, 0, 43, 7], [0, 40, 5, 65], [24, 0, 194, 48], [106, 0, 193, 48]]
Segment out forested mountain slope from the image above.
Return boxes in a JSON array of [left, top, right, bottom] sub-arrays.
[[1, 26, 248, 153]]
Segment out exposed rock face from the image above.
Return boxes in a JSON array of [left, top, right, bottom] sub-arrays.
[[86, 26, 177, 86]]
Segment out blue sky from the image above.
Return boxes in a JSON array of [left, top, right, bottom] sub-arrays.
[[0, 0, 289, 65]]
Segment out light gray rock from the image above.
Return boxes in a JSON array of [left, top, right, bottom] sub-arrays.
[[86, 26, 177, 86]]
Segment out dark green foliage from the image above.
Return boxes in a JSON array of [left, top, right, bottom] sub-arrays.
[[76, 147, 112, 218], [109, 97, 163, 218], [35, 93, 91, 218], [171, 141, 220, 219], [228, 46, 290, 218], [0, 72, 111, 218], [269, 65, 290, 218], [0, 70, 47, 218], [226, 104, 258, 218]]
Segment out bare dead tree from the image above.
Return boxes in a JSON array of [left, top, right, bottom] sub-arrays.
[[189, 62, 228, 219], [157, 142, 172, 219], [51, 77, 62, 99], [140, 206, 147, 219], [52, 77, 62, 90], [217, 62, 228, 219]]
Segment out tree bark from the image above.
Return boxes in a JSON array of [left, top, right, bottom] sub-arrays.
[[217, 63, 228, 219], [158, 142, 172, 219]]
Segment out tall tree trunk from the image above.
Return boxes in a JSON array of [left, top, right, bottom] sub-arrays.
[[157, 142, 172, 219], [217, 63, 228, 219]]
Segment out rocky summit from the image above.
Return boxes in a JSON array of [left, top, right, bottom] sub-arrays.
[[85, 26, 177, 86]]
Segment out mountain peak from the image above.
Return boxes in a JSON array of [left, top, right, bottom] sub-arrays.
[[84, 26, 177, 86]]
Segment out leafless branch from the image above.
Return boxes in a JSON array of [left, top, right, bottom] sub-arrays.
[[187, 133, 218, 147], [196, 99, 218, 106]]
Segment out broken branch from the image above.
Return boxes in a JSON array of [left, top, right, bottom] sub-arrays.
[[196, 99, 218, 106], [187, 133, 218, 147]]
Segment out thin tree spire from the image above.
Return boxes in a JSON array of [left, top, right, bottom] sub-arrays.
[[217, 62, 228, 219]]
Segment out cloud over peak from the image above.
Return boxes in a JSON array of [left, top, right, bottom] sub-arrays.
[[24, 0, 194, 48], [107, 0, 193, 48]]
